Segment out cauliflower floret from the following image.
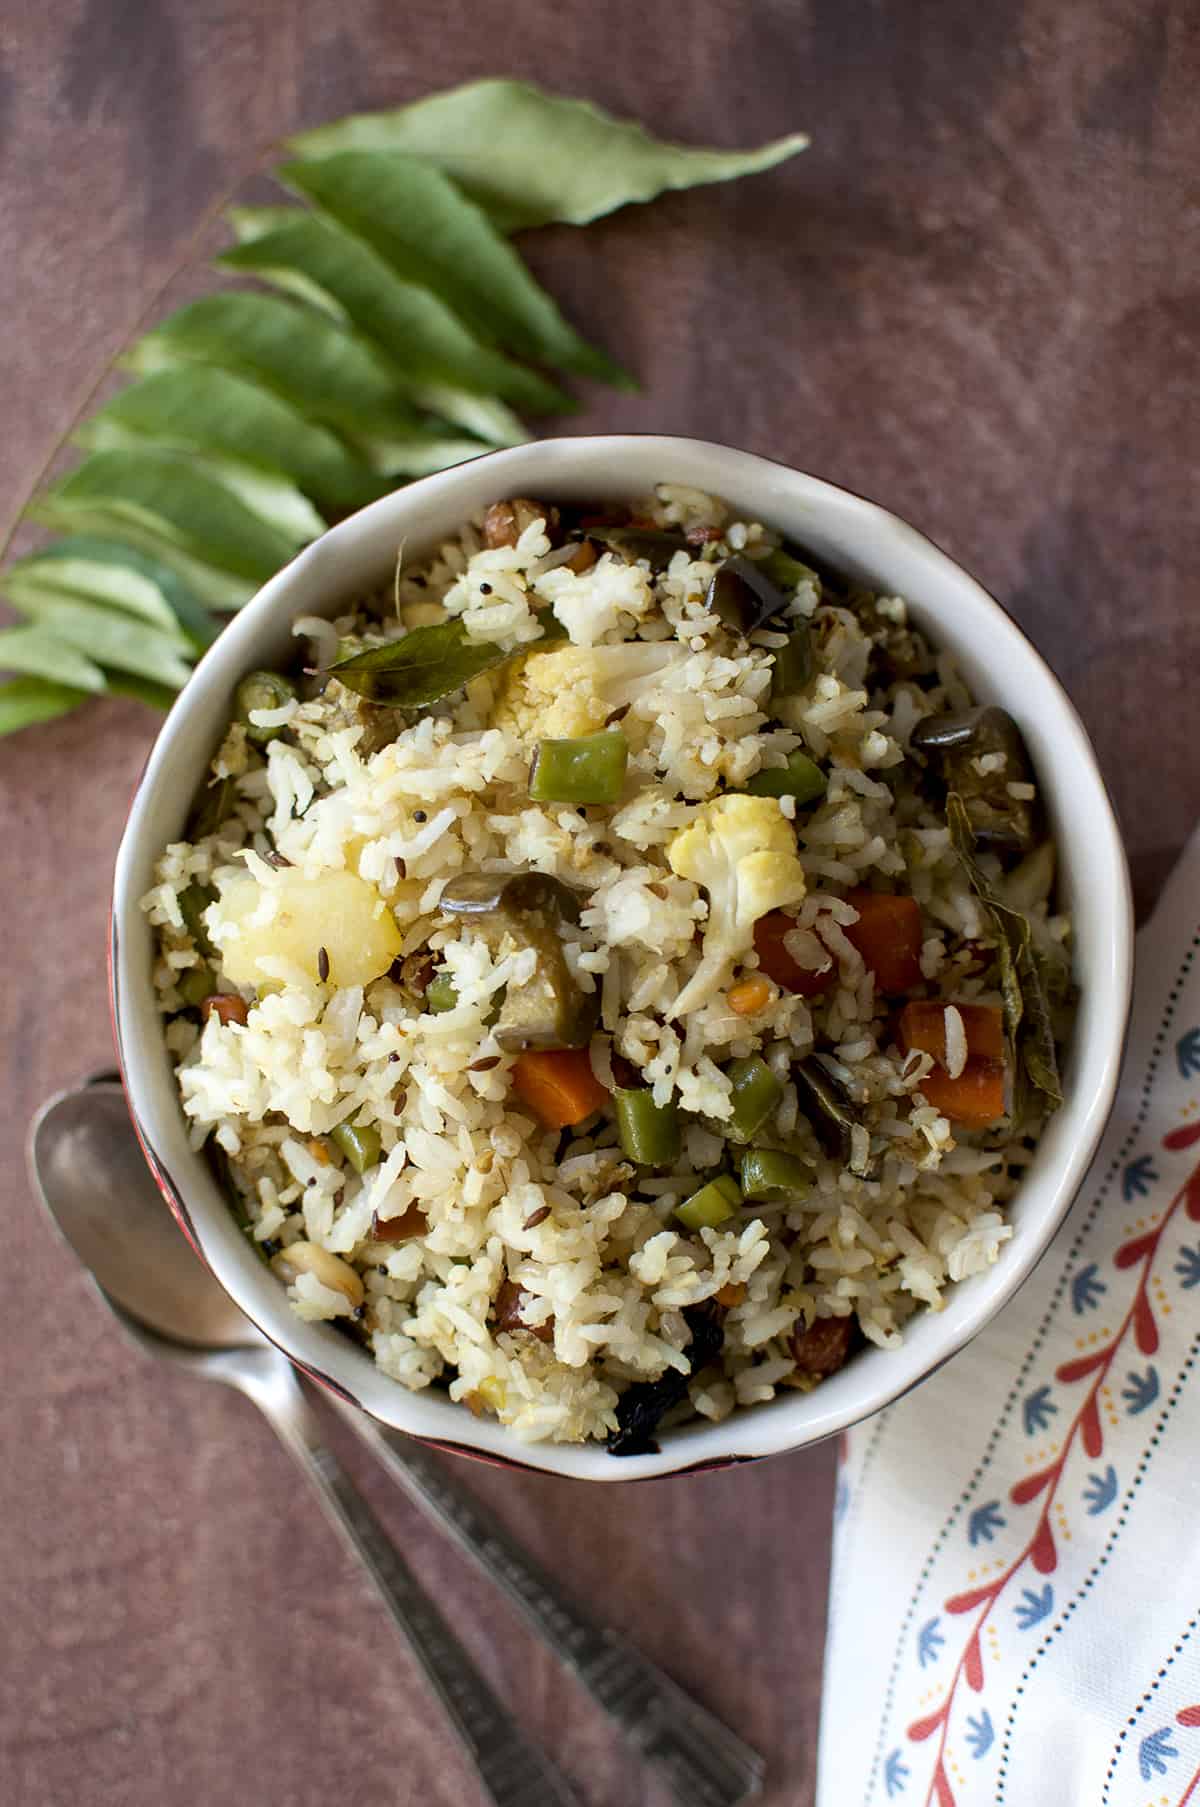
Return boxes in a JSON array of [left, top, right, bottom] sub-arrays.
[[491, 642, 684, 745], [666, 794, 806, 1016], [535, 554, 655, 645]]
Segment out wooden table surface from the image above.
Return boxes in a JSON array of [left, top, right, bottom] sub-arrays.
[[2, 4, 1196, 1803]]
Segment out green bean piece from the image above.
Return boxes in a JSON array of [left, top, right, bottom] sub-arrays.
[[178, 882, 216, 954], [740, 1148, 811, 1202], [770, 629, 813, 700], [675, 1172, 742, 1230], [745, 751, 827, 805], [426, 975, 459, 1013], [614, 1088, 681, 1166], [761, 548, 819, 595], [235, 670, 298, 745], [176, 964, 216, 1007], [331, 1119, 382, 1174], [528, 731, 628, 806], [725, 1055, 784, 1143]]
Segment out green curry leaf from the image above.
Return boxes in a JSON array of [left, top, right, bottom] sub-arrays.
[[0, 675, 93, 733], [6, 537, 218, 651], [0, 627, 107, 692], [280, 152, 632, 386], [288, 78, 808, 233], [76, 368, 387, 515], [32, 449, 299, 586], [222, 208, 572, 421]]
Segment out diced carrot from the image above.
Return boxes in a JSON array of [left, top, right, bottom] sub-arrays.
[[898, 1000, 1006, 1065], [510, 1048, 609, 1129], [727, 975, 773, 1016], [915, 1063, 1007, 1126], [715, 1281, 747, 1308], [897, 1000, 1007, 1125], [752, 911, 836, 998], [843, 890, 924, 994]]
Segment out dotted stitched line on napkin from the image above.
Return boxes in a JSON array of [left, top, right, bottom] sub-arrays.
[[1101, 1608, 1200, 1801], [993, 1330, 1200, 1802], [865, 930, 1200, 1803]]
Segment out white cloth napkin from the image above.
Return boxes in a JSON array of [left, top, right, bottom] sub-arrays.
[[819, 830, 1200, 1807]]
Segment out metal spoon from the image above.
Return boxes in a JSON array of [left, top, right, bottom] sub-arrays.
[[29, 1078, 766, 1807]]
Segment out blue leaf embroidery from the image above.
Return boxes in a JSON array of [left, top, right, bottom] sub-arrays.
[[1176, 1244, 1200, 1291], [1022, 1384, 1057, 1435], [1122, 1365, 1160, 1414], [1122, 1153, 1159, 1201], [834, 1473, 851, 1520], [968, 1500, 1007, 1546], [1139, 1726, 1179, 1780], [1083, 1465, 1119, 1515], [917, 1617, 945, 1668], [1071, 1261, 1107, 1313], [885, 1748, 910, 1796], [1177, 1028, 1200, 1079], [1015, 1584, 1054, 1630], [965, 1710, 995, 1759]]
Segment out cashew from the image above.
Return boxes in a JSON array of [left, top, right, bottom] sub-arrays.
[[271, 1241, 364, 1310]]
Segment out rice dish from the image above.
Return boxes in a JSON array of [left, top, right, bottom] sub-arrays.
[[142, 486, 1074, 1452]]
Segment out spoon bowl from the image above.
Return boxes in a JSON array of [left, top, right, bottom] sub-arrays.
[[29, 1079, 251, 1350]]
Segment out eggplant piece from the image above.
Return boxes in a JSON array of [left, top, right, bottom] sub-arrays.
[[585, 525, 691, 571], [607, 1303, 725, 1457], [911, 705, 1038, 856], [439, 870, 595, 1050], [704, 555, 789, 637], [795, 1054, 862, 1160]]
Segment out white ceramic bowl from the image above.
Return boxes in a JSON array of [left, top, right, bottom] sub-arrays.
[[112, 435, 1133, 1481]]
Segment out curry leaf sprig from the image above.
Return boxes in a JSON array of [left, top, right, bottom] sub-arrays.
[[0, 79, 806, 737]]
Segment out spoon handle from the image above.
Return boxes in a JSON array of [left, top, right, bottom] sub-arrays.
[[335, 1403, 766, 1807], [249, 1364, 581, 1807]]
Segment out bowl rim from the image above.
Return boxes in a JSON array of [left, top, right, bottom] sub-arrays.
[[111, 433, 1134, 1482]]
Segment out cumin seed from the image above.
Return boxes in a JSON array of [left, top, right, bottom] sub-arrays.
[[317, 945, 330, 982], [523, 1205, 551, 1230]]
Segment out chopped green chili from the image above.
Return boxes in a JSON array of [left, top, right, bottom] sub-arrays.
[[761, 548, 819, 594], [178, 881, 216, 954], [177, 964, 216, 1007], [235, 670, 297, 745], [725, 1055, 784, 1142], [529, 731, 628, 806], [675, 1172, 741, 1230], [426, 975, 459, 1013], [770, 629, 813, 700], [614, 1087, 681, 1166], [331, 1119, 382, 1174], [739, 1148, 811, 1202], [745, 751, 826, 805]]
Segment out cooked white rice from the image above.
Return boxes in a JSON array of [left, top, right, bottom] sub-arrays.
[[142, 486, 1072, 1449]]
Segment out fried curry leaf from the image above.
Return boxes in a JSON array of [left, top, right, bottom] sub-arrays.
[[327, 618, 515, 707], [607, 1303, 725, 1456], [947, 793, 1063, 1109], [289, 78, 808, 234]]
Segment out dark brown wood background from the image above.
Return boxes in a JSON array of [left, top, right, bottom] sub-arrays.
[[2, 4, 1196, 1803]]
